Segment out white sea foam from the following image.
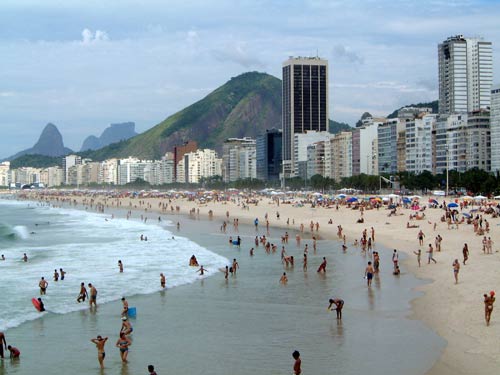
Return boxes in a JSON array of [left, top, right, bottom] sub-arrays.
[[0, 201, 228, 331]]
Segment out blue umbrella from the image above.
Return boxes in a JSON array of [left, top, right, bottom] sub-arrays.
[[346, 197, 358, 203], [462, 213, 471, 218], [403, 197, 411, 204], [447, 202, 458, 208]]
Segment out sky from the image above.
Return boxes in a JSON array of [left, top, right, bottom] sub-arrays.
[[1, 0, 499, 158]]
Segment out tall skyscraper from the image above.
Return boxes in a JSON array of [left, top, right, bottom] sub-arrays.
[[438, 35, 493, 114], [491, 85, 500, 172], [256, 128, 282, 181], [282, 56, 329, 178]]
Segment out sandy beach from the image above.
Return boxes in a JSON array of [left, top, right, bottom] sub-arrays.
[[13, 190, 500, 374]]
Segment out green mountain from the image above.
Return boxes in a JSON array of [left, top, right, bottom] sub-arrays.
[[80, 72, 353, 161], [80, 72, 282, 160], [329, 119, 352, 134], [386, 100, 438, 118]]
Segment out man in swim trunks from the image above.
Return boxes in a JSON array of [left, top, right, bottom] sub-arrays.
[[317, 257, 327, 273], [91, 335, 108, 369], [77, 282, 88, 303], [328, 298, 345, 319], [365, 261, 374, 287], [39, 277, 48, 295], [0, 331, 6, 359], [160, 273, 166, 288], [88, 283, 97, 308]]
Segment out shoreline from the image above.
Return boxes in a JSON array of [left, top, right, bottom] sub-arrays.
[[16, 190, 500, 374]]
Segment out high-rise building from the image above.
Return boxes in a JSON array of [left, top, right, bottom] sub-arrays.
[[222, 138, 257, 182], [330, 131, 352, 182], [173, 141, 198, 180], [438, 35, 493, 114], [282, 56, 329, 178], [490, 85, 500, 172], [62, 155, 82, 184], [183, 149, 222, 184], [405, 114, 436, 174], [0, 162, 10, 186], [256, 129, 282, 181]]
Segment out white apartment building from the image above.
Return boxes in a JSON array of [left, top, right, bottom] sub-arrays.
[[405, 114, 436, 174], [293, 131, 331, 179], [13, 167, 41, 186], [62, 155, 82, 184], [330, 131, 352, 182], [99, 159, 119, 185], [222, 138, 257, 182], [183, 149, 222, 184], [118, 157, 149, 185], [0, 162, 10, 186], [359, 120, 380, 175], [490, 85, 500, 172], [39, 166, 63, 187], [438, 35, 493, 114]]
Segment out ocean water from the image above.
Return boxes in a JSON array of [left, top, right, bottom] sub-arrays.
[[0, 199, 228, 331]]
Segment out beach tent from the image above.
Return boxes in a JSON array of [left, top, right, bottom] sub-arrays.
[[494, 196, 500, 200], [474, 195, 487, 200], [387, 193, 399, 198], [447, 202, 459, 208]]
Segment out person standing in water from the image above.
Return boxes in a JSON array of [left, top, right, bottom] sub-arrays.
[[120, 316, 133, 335], [77, 282, 88, 303], [160, 273, 166, 288], [365, 262, 374, 287], [88, 283, 97, 308], [39, 277, 48, 295], [328, 298, 344, 319], [116, 332, 132, 363], [53, 269, 59, 282], [197, 265, 208, 275], [121, 297, 129, 317], [118, 260, 124, 273], [0, 331, 6, 359], [292, 350, 301, 375], [59, 268, 66, 280], [280, 272, 288, 284], [317, 257, 327, 273], [91, 335, 108, 369]]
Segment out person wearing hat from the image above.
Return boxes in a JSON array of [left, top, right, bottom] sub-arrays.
[[120, 316, 133, 335], [484, 291, 496, 326]]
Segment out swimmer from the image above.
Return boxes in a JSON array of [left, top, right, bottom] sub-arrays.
[[250, 247, 254, 256], [88, 283, 97, 308], [160, 273, 166, 288], [37, 298, 45, 312], [317, 257, 327, 273], [118, 260, 123, 273], [7, 345, 20, 359], [232, 259, 239, 275], [280, 272, 288, 284], [1, 254, 4, 260], [0, 331, 6, 359], [77, 282, 88, 303], [91, 335, 108, 369], [53, 269, 59, 282], [22, 253, 28, 262], [59, 268, 66, 280], [197, 265, 208, 275]]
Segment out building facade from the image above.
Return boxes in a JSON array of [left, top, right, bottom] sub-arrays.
[[490, 85, 500, 172], [282, 56, 329, 178], [438, 35, 493, 114], [405, 114, 436, 174], [256, 128, 282, 181], [222, 138, 257, 182]]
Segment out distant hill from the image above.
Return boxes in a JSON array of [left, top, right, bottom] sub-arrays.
[[80, 72, 352, 161], [81, 122, 137, 151], [4, 123, 72, 161], [386, 100, 438, 118], [329, 119, 352, 134], [9, 154, 62, 169]]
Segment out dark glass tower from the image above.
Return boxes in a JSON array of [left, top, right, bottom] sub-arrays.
[[282, 57, 329, 178]]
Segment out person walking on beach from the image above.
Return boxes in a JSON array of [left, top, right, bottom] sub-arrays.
[[39, 277, 48, 295], [417, 230, 425, 246], [91, 335, 108, 369], [413, 249, 421, 267], [0, 332, 6, 359], [77, 282, 88, 303], [427, 244, 437, 264], [452, 259, 460, 284], [484, 291, 496, 326], [328, 298, 344, 319], [160, 273, 166, 288], [462, 243, 469, 265], [365, 262, 374, 287], [88, 283, 97, 308], [292, 350, 301, 375]]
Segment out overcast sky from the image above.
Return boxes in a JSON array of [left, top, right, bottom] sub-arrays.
[[1, 0, 499, 158]]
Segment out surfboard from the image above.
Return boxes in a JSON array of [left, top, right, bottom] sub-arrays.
[[31, 298, 42, 312]]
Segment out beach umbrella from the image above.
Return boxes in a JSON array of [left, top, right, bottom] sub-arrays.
[[462, 213, 471, 218], [474, 195, 487, 200], [402, 197, 411, 204], [462, 196, 473, 201], [411, 205, 420, 211], [346, 197, 358, 203], [336, 194, 346, 199], [371, 197, 382, 202], [409, 195, 422, 200], [429, 199, 438, 204], [447, 202, 458, 208]]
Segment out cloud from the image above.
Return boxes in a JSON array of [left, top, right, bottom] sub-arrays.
[[211, 42, 265, 69], [332, 44, 364, 64], [81, 28, 109, 45]]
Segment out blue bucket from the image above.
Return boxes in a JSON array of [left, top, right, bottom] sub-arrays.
[[128, 307, 137, 318]]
